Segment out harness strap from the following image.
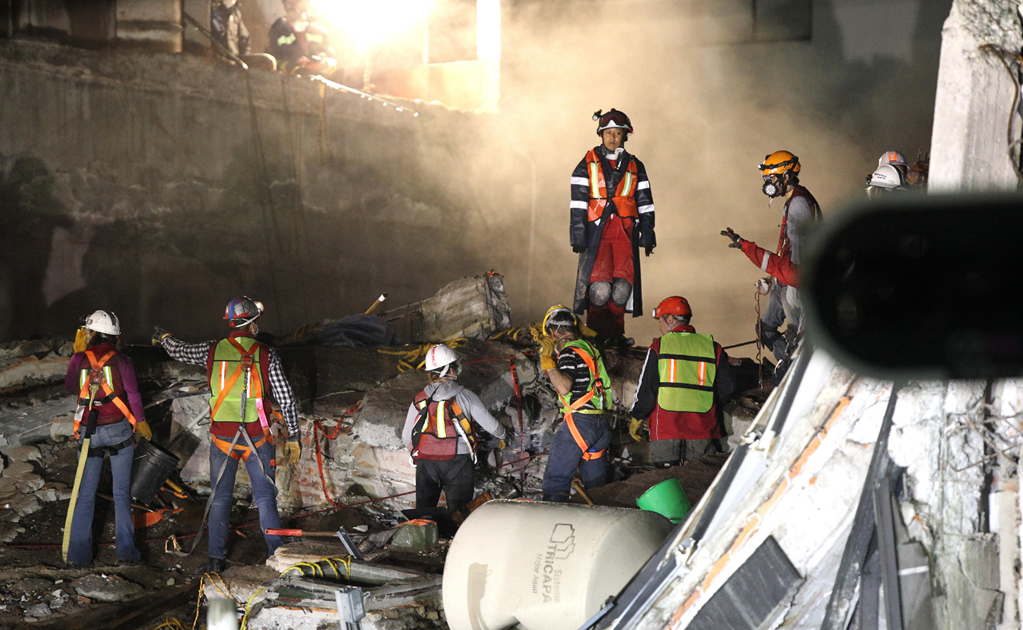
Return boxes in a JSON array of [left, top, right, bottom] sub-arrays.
[[212, 432, 269, 461], [209, 339, 260, 421], [87, 436, 134, 459], [559, 350, 606, 461], [76, 350, 137, 431]]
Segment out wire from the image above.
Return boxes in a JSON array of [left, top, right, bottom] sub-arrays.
[[239, 586, 267, 630]]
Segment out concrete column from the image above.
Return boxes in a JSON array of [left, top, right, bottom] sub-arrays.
[[928, 0, 1022, 192]]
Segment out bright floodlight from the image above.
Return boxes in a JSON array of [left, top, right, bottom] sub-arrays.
[[315, 0, 433, 54]]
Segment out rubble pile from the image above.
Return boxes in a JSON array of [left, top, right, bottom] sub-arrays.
[[0, 273, 763, 628]]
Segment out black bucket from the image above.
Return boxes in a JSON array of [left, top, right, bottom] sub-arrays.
[[130, 439, 180, 505]]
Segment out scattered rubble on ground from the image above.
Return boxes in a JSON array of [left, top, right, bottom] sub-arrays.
[[0, 273, 766, 628]]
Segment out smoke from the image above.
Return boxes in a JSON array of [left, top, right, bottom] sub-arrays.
[[422, 0, 951, 354]]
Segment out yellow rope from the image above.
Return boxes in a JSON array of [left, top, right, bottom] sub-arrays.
[[239, 585, 268, 630], [377, 338, 470, 372], [155, 617, 188, 630]]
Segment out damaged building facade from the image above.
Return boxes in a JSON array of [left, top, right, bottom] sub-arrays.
[[2, 0, 1023, 629]]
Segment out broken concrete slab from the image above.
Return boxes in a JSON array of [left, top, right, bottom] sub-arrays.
[[0, 394, 77, 447], [391, 519, 439, 551], [71, 574, 143, 602], [380, 273, 512, 344], [0, 354, 69, 393], [5, 445, 42, 462]]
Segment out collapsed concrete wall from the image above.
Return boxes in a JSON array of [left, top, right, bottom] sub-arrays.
[[0, 39, 500, 344]]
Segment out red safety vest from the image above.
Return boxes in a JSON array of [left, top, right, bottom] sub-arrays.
[[75, 349, 137, 436], [584, 149, 639, 222], [410, 391, 476, 461]]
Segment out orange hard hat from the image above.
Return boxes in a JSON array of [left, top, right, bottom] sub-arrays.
[[759, 150, 801, 176], [653, 296, 692, 319]]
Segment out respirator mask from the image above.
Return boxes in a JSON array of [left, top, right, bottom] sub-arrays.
[[762, 175, 783, 198]]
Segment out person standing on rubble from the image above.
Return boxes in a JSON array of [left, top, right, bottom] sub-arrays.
[[402, 344, 508, 514], [152, 297, 301, 574], [268, 0, 337, 76], [64, 310, 151, 568], [570, 109, 656, 346], [210, 0, 277, 71], [720, 151, 821, 383], [628, 297, 734, 468], [539, 305, 613, 501]]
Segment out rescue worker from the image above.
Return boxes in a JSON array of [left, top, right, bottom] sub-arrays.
[[865, 164, 907, 198], [721, 151, 821, 381], [401, 345, 508, 514], [570, 109, 656, 344], [64, 310, 150, 568], [211, 0, 276, 71], [629, 297, 733, 467], [268, 0, 337, 76], [539, 305, 613, 502], [152, 297, 301, 574]]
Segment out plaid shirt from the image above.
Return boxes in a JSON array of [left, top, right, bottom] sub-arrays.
[[160, 335, 300, 438]]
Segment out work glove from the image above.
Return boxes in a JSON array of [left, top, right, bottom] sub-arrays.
[[539, 337, 557, 371], [720, 227, 745, 249], [281, 438, 302, 466], [152, 326, 172, 346], [73, 327, 88, 353], [572, 245, 587, 254], [644, 246, 654, 257], [135, 420, 152, 442], [498, 439, 506, 450], [629, 418, 645, 442]]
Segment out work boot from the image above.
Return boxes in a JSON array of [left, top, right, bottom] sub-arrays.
[[205, 558, 227, 575], [116, 557, 143, 567]]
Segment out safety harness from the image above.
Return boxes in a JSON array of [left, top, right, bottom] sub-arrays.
[[410, 391, 478, 463], [777, 186, 822, 260], [74, 349, 137, 444], [558, 341, 612, 461], [584, 149, 639, 222]]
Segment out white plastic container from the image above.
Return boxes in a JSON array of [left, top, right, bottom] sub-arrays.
[[443, 500, 673, 630]]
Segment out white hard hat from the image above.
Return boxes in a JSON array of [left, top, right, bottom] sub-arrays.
[[869, 164, 904, 189], [878, 151, 907, 167], [424, 344, 459, 378], [84, 310, 121, 336]]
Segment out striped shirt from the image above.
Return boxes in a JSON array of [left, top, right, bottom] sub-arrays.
[[160, 335, 300, 438], [556, 348, 599, 411]]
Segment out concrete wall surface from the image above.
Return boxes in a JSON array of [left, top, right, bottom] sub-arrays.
[[0, 39, 498, 343]]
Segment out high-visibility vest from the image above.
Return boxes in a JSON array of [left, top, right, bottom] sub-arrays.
[[410, 391, 476, 461], [584, 149, 639, 222], [558, 340, 612, 461], [75, 349, 137, 435], [657, 332, 717, 413], [207, 337, 269, 429]]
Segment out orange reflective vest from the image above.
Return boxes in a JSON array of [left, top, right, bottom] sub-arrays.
[[75, 349, 137, 437], [558, 341, 611, 461], [584, 149, 639, 222]]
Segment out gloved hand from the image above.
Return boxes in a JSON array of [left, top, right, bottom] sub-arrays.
[[152, 326, 172, 346], [498, 439, 506, 450], [644, 246, 654, 257], [281, 438, 302, 466], [135, 420, 152, 442], [721, 227, 744, 249], [539, 337, 557, 371], [73, 327, 88, 353], [572, 245, 587, 254], [629, 418, 645, 442]]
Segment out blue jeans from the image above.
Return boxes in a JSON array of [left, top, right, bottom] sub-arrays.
[[542, 413, 611, 502], [207, 435, 282, 561], [68, 419, 140, 566]]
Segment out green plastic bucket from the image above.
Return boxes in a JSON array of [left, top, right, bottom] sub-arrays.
[[636, 478, 690, 523]]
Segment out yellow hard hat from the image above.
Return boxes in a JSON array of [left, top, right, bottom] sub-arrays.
[[758, 150, 801, 176], [543, 305, 578, 332]]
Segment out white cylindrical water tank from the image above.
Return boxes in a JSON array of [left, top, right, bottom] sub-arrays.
[[443, 500, 673, 630]]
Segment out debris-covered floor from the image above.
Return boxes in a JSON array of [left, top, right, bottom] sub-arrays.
[[0, 274, 767, 629]]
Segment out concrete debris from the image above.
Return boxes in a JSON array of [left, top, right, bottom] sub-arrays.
[[379, 273, 512, 343], [391, 519, 440, 551], [71, 574, 143, 602]]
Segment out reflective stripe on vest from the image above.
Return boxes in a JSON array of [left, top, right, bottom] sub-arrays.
[[208, 337, 265, 425], [584, 149, 639, 222], [657, 332, 716, 413], [412, 394, 476, 460]]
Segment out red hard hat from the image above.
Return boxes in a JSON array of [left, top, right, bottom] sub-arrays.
[[653, 296, 692, 319]]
